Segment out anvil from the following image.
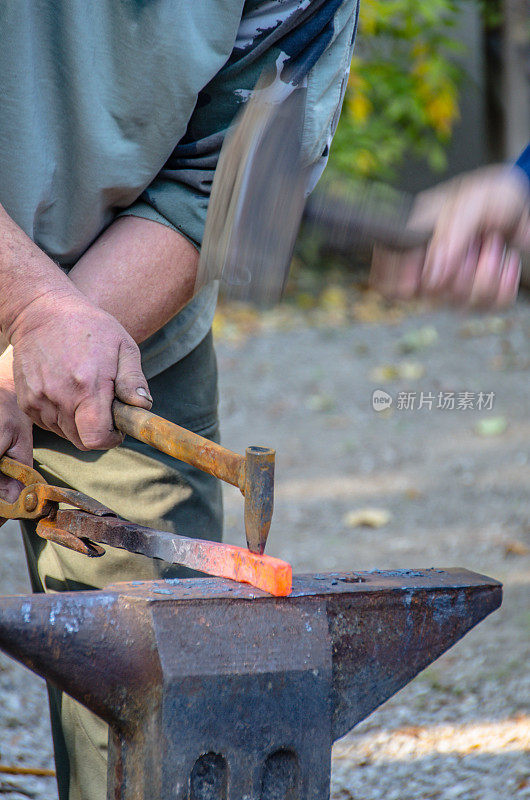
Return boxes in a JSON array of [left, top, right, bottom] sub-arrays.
[[0, 567, 500, 800]]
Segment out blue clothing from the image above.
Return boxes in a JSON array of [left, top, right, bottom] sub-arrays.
[[515, 143, 530, 185]]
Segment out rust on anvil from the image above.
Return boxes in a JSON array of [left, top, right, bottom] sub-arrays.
[[0, 568, 502, 800], [38, 510, 292, 596]]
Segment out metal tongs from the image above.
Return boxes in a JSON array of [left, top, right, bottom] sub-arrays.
[[0, 456, 291, 596], [0, 455, 115, 556]]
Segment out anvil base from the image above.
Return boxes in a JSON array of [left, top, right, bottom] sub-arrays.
[[0, 568, 501, 800]]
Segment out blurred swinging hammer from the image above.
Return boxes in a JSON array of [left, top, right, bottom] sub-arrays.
[[196, 73, 433, 307]]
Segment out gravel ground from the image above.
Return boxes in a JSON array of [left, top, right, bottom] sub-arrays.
[[0, 292, 528, 799]]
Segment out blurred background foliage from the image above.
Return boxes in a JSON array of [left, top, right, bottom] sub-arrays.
[[328, 0, 485, 182]]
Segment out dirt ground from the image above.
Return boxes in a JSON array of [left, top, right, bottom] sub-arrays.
[[0, 288, 528, 799]]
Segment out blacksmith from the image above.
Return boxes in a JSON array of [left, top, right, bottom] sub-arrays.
[[0, 2, 359, 798], [0, 2, 528, 799]]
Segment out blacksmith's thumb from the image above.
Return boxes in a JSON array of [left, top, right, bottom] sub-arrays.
[[114, 340, 153, 409]]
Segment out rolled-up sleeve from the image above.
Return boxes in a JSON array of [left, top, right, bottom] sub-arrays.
[[119, 175, 212, 252]]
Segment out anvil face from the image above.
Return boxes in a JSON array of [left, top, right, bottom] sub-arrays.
[[0, 569, 501, 800]]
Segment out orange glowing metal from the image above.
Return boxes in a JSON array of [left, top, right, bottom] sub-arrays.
[[186, 539, 293, 596], [37, 509, 293, 598]]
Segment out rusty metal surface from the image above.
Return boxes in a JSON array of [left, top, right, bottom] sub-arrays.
[[242, 446, 275, 553], [0, 456, 47, 487], [0, 456, 50, 521], [106, 566, 502, 600], [112, 401, 245, 489], [112, 401, 275, 553], [0, 568, 501, 800], [0, 455, 115, 522], [37, 517, 105, 557], [0, 456, 116, 556], [40, 510, 292, 596], [0, 456, 284, 589], [0, 591, 161, 733]]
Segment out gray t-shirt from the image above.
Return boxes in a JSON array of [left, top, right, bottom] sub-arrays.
[[0, 0, 358, 378]]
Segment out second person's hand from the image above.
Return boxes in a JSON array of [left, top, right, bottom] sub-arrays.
[[370, 164, 529, 308]]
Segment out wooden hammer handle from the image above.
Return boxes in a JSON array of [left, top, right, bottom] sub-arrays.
[[112, 400, 244, 490]]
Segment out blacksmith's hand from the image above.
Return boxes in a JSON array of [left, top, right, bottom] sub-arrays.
[[0, 348, 33, 522], [6, 288, 152, 450]]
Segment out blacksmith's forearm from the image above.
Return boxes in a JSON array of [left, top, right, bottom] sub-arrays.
[[0, 204, 74, 340], [69, 216, 199, 344]]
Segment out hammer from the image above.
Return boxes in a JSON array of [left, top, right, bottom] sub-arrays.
[[125, 79, 423, 553], [196, 73, 433, 306], [112, 401, 274, 555]]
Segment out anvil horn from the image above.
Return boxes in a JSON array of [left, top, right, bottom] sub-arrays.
[[327, 571, 502, 738], [0, 591, 160, 731]]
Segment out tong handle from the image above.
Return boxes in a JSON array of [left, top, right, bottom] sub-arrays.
[[0, 456, 46, 487], [0, 457, 52, 520], [0, 455, 114, 523], [112, 400, 244, 490]]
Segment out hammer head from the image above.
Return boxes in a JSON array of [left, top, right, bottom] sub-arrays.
[[196, 75, 309, 307], [243, 446, 275, 554]]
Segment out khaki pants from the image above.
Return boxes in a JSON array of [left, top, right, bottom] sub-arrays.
[[20, 332, 222, 800]]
